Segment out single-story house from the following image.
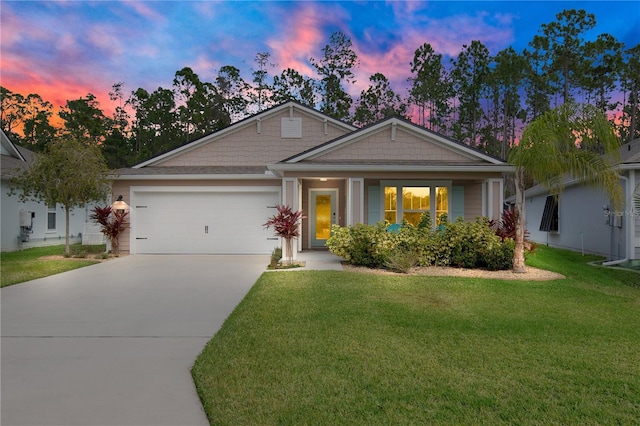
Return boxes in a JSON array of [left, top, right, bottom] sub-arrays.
[[1, 130, 103, 251], [112, 102, 512, 256], [523, 137, 640, 261]]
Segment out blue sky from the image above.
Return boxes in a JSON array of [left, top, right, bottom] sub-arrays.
[[2, 1, 639, 115]]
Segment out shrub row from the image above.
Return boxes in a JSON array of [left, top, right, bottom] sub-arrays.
[[326, 216, 515, 272]]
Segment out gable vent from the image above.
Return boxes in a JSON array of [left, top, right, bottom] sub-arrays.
[[281, 117, 302, 138]]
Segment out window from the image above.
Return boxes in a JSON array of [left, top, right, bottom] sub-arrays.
[[47, 205, 56, 232], [402, 187, 430, 225], [383, 181, 451, 227], [435, 187, 449, 224], [384, 186, 397, 223], [539, 196, 558, 232]]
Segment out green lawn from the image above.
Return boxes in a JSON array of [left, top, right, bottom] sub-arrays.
[[1, 245, 105, 287], [192, 246, 640, 425]]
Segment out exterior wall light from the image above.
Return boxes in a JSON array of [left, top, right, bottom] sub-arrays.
[[112, 195, 130, 213]]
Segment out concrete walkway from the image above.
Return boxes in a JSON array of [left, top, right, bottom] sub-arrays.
[[1, 255, 268, 426], [295, 250, 345, 271]]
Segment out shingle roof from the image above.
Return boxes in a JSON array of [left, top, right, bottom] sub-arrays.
[[297, 159, 488, 166], [620, 138, 640, 164]]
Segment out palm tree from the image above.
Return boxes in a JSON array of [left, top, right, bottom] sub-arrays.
[[509, 103, 623, 273]]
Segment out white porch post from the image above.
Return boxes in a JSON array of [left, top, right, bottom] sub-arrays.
[[481, 181, 488, 218], [347, 178, 364, 226], [282, 177, 300, 259], [484, 178, 503, 221]]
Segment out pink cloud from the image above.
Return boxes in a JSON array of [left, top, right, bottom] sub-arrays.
[[192, 54, 223, 79], [2, 44, 118, 119], [86, 24, 126, 58], [191, 1, 217, 20], [349, 9, 516, 99], [266, 2, 351, 76], [386, 1, 430, 17], [123, 1, 166, 23]]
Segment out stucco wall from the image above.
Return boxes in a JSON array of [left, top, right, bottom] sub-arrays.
[[526, 182, 627, 260], [1, 181, 94, 251]]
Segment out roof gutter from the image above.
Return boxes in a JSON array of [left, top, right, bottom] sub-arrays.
[[110, 172, 279, 181], [268, 163, 514, 175]]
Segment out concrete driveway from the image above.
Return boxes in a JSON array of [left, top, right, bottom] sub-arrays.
[[1, 254, 268, 426]]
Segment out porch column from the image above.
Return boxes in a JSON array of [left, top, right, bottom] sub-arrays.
[[282, 177, 300, 258], [484, 178, 504, 221], [347, 178, 364, 226]]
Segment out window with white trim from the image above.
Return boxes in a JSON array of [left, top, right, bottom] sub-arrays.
[[383, 181, 451, 227], [47, 204, 57, 232]]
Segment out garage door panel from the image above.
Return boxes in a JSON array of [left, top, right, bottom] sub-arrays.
[[132, 190, 280, 254]]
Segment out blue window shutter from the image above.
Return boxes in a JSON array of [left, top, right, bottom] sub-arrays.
[[368, 186, 381, 224], [451, 186, 464, 222]]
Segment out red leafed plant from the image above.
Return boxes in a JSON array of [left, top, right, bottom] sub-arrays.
[[489, 209, 537, 252], [91, 205, 128, 255], [263, 204, 305, 264]]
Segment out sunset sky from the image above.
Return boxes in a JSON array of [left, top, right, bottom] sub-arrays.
[[2, 1, 639, 116]]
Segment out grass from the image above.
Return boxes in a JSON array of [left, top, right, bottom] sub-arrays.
[[1, 244, 105, 288], [192, 246, 640, 425]]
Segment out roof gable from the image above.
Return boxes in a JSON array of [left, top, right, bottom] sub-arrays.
[[1, 130, 26, 161], [283, 117, 505, 165], [134, 102, 356, 168]]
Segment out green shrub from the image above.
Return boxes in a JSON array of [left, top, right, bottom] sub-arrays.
[[485, 238, 515, 271], [269, 247, 282, 268], [443, 217, 512, 270], [384, 248, 420, 273], [327, 223, 400, 268], [349, 223, 391, 267], [417, 212, 432, 231], [328, 217, 515, 271], [325, 224, 352, 260]]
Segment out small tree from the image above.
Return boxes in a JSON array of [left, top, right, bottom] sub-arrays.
[[90, 205, 128, 255], [509, 102, 623, 273], [263, 204, 305, 264], [10, 136, 110, 254]]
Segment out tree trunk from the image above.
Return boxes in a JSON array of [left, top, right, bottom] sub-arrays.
[[285, 238, 294, 264], [629, 89, 638, 142], [513, 170, 527, 273], [111, 236, 119, 256]]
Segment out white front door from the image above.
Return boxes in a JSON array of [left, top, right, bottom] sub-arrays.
[[309, 189, 337, 248]]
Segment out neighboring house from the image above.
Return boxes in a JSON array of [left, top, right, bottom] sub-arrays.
[[112, 102, 512, 256], [1, 130, 103, 251], [523, 137, 640, 261]]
